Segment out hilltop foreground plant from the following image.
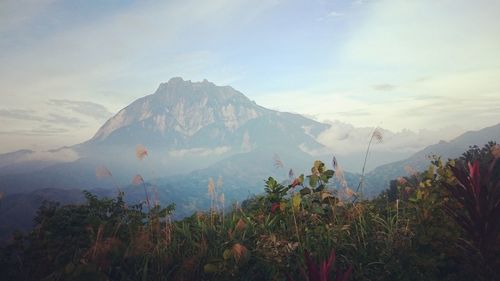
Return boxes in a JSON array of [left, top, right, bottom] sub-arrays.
[[285, 249, 352, 281], [1, 144, 499, 280], [440, 143, 500, 279]]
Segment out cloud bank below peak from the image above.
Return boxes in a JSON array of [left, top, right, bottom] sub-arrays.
[[302, 121, 461, 156]]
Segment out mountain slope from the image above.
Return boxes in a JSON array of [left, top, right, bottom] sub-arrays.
[[0, 78, 329, 194], [89, 77, 270, 145], [364, 123, 500, 195]]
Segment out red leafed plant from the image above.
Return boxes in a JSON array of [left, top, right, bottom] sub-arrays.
[[286, 249, 352, 281], [441, 151, 500, 278]]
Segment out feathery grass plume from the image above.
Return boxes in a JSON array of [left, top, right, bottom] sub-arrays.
[[132, 174, 144, 185], [217, 176, 224, 222], [372, 128, 383, 143], [208, 177, 216, 224], [491, 144, 500, 158], [135, 144, 148, 160], [344, 187, 355, 198], [208, 177, 215, 193], [217, 176, 226, 225], [153, 186, 159, 207], [235, 218, 247, 232], [332, 162, 350, 201], [334, 164, 347, 188], [132, 174, 150, 211], [219, 192, 225, 224], [208, 178, 215, 197], [273, 153, 284, 169], [355, 126, 384, 199], [96, 165, 122, 194], [217, 176, 223, 190], [164, 215, 173, 247], [231, 243, 248, 263], [332, 156, 338, 171], [95, 165, 112, 179]]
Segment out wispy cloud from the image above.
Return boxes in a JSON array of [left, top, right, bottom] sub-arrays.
[[46, 113, 85, 126], [15, 147, 79, 162], [0, 108, 85, 126], [328, 11, 343, 17], [48, 99, 113, 120], [0, 109, 39, 121], [0, 126, 69, 136], [168, 147, 232, 158], [336, 110, 372, 117], [372, 84, 396, 91]]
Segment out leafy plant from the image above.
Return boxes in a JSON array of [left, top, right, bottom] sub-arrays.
[[440, 146, 500, 279], [2, 145, 499, 280], [286, 249, 352, 281]]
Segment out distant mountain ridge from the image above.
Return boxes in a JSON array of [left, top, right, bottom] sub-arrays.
[[364, 122, 500, 195]]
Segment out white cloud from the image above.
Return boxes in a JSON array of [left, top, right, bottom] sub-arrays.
[[16, 148, 79, 163], [265, 0, 500, 132], [311, 121, 459, 155], [328, 11, 343, 17], [341, 0, 500, 71], [168, 147, 232, 158]]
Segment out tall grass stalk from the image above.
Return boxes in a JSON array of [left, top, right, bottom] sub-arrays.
[[355, 127, 383, 200]]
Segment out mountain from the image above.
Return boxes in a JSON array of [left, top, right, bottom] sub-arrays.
[[75, 77, 329, 178], [89, 77, 269, 144], [364, 123, 500, 196], [0, 78, 335, 239], [2, 77, 497, 241], [0, 78, 329, 193]]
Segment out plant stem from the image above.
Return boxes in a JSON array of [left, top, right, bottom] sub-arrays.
[[355, 127, 377, 201], [143, 182, 151, 212]]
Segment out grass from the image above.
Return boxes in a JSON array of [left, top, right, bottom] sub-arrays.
[[0, 144, 499, 280]]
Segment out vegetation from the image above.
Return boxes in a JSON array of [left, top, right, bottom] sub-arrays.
[[0, 144, 499, 280]]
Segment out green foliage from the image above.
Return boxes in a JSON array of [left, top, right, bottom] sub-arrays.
[[264, 176, 289, 203], [1, 145, 499, 280], [308, 160, 335, 192], [440, 143, 500, 280]]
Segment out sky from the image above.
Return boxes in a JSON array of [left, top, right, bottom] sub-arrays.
[[1, 0, 499, 153]]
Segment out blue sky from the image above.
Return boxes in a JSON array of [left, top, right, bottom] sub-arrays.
[[1, 0, 499, 153]]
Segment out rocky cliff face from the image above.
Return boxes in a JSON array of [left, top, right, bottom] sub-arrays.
[[90, 77, 270, 144]]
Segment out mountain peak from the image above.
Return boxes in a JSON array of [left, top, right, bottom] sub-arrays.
[[154, 78, 237, 99], [91, 78, 269, 142], [169, 76, 185, 83]]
